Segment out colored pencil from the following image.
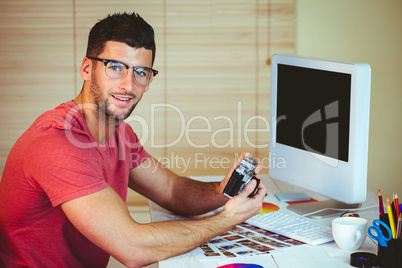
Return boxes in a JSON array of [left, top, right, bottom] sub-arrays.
[[386, 195, 397, 239], [397, 213, 402, 239], [378, 189, 384, 216], [395, 193, 399, 220]]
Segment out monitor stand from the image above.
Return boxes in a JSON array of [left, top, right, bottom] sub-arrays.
[[287, 199, 362, 219]]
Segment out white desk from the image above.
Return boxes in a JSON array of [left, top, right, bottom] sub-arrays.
[[150, 175, 378, 268]]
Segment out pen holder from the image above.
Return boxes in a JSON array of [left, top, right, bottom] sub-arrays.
[[377, 214, 402, 268], [377, 239, 402, 268]]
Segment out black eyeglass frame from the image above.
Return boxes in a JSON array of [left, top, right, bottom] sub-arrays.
[[87, 56, 158, 85]]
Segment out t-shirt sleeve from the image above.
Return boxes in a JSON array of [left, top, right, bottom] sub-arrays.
[[129, 145, 150, 170], [24, 130, 109, 207]]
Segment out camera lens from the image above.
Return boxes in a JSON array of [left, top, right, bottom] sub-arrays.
[[236, 157, 257, 176]]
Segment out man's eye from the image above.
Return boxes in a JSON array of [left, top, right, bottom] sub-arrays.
[[135, 70, 145, 77], [108, 63, 125, 73], [111, 66, 122, 72], [135, 68, 149, 77]]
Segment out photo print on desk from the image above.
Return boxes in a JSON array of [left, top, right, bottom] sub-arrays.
[[191, 221, 305, 261]]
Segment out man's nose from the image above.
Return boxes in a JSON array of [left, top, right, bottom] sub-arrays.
[[119, 68, 136, 92]]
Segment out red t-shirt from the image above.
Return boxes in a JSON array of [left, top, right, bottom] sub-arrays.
[[0, 101, 150, 267]]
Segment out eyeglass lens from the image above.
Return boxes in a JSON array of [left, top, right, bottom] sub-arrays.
[[105, 61, 154, 86]]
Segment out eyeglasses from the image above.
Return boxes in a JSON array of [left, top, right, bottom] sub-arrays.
[[87, 56, 158, 86]]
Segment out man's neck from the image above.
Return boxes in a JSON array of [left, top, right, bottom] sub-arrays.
[[73, 94, 121, 145]]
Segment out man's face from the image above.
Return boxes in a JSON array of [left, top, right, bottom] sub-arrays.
[[89, 41, 153, 121]]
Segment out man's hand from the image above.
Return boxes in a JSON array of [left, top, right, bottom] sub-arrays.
[[222, 178, 267, 223]]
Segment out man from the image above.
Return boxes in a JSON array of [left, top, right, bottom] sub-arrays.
[[0, 12, 267, 267]]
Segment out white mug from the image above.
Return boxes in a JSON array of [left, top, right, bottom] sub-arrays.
[[332, 217, 368, 251]]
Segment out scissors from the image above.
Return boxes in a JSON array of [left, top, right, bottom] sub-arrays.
[[367, 219, 392, 247]]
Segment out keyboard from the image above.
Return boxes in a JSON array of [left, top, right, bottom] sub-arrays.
[[245, 211, 334, 246]]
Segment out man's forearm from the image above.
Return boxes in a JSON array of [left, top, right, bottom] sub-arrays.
[[165, 176, 228, 215], [128, 157, 228, 216]]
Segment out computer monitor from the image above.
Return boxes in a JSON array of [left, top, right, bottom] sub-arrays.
[[269, 54, 371, 218]]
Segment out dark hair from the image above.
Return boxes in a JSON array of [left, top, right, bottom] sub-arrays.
[[86, 12, 156, 64]]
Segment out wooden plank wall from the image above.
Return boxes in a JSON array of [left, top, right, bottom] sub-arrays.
[[0, 0, 294, 205]]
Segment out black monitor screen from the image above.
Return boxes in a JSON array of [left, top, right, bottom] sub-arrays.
[[276, 64, 351, 162]]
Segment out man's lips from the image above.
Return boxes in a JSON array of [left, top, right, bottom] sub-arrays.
[[111, 94, 134, 102]]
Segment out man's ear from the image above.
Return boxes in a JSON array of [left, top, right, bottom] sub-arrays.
[[80, 57, 92, 81]]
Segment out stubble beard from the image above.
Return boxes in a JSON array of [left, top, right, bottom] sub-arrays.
[[89, 72, 137, 124]]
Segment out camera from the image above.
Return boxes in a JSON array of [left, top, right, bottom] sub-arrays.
[[223, 156, 260, 198]]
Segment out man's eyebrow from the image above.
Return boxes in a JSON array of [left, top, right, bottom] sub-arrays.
[[108, 59, 128, 66]]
